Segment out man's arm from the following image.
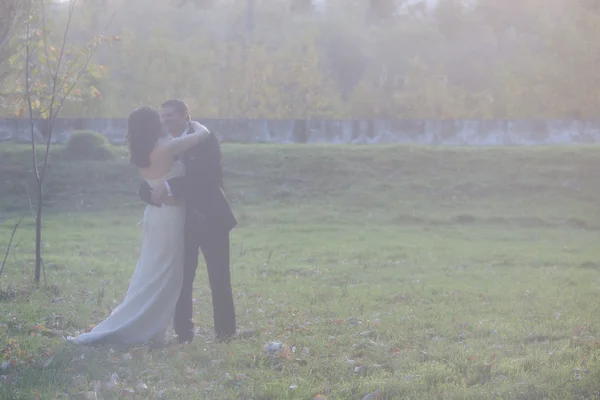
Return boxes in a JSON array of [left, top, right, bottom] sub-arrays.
[[164, 175, 187, 198], [138, 180, 160, 206], [148, 175, 189, 205]]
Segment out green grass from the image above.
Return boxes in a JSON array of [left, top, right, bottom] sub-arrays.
[[0, 142, 600, 399]]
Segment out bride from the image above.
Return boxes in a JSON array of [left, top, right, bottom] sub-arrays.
[[68, 106, 209, 346]]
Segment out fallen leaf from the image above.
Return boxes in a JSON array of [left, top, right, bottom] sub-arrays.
[[109, 354, 121, 362], [573, 326, 586, 336], [165, 345, 182, 356], [120, 388, 135, 398], [40, 329, 60, 338], [279, 345, 292, 359], [362, 391, 383, 400], [393, 293, 410, 302], [314, 395, 328, 400], [571, 336, 600, 348], [129, 347, 148, 359], [370, 319, 382, 327]]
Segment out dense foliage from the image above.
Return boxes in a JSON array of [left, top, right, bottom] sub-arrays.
[[2, 0, 598, 119]]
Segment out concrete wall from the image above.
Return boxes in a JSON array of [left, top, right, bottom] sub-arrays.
[[1, 118, 600, 146]]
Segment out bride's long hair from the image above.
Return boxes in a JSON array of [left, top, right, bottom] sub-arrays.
[[126, 106, 163, 168]]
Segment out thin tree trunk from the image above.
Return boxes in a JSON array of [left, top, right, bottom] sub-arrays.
[[35, 181, 43, 283]]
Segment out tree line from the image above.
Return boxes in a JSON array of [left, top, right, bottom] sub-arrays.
[[1, 0, 599, 119]]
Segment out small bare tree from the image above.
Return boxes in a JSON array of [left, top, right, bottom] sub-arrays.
[[23, 0, 120, 284]]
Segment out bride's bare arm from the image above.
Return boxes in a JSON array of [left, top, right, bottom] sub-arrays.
[[149, 122, 210, 204], [164, 123, 210, 157]]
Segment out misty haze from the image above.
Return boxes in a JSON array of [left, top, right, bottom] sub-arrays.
[[0, 1, 599, 399]]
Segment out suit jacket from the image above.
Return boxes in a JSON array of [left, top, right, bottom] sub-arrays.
[[138, 123, 237, 235]]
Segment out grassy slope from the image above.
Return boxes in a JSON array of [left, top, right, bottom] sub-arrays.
[[0, 143, 599, 399]]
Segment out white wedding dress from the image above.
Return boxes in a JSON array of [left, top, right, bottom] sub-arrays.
[[68, 160, 187, 346]]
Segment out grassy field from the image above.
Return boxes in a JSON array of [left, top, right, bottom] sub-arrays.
[[0, 142, 599, 399]]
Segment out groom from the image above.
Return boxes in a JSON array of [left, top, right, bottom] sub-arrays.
[[138, 99, 237, 343]]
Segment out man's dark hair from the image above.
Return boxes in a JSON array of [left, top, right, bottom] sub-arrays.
[[161, 99, 191, 121]]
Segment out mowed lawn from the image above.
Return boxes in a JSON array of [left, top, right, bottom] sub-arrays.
[[0, 142, 599, 399]]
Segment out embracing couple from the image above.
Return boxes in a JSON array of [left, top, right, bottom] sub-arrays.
[[68, 99, 238, 346]]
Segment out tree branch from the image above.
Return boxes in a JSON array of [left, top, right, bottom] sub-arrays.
[[40, 1, 55, 82], [38, 0, 78, 181], [43, 2, 123, 176], [0, 216, 24, 280], [25, 0, 40, 183], [0, 3, 25, 63], [25, 180, 37, 219]]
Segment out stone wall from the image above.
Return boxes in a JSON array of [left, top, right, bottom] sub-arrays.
[[1, 118, 600, 146]]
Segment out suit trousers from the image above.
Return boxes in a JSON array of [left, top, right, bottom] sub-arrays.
[[173, 223, 236, 341]]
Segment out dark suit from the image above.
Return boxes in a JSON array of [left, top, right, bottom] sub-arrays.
[[139, 123, 237, 342]]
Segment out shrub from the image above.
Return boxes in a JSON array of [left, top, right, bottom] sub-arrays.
[[62, 130, 115, 161]]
